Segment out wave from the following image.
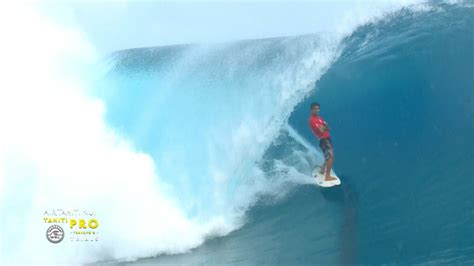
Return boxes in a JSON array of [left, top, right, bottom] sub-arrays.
[[1, 1, 472, 265], [130, 2, 473, 264]]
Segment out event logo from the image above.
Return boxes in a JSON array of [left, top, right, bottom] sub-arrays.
[[43, 209, 100, 243], [46, 225, 64, 244]]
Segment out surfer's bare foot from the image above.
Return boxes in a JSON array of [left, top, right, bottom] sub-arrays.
[[325, 176, 337, 182]]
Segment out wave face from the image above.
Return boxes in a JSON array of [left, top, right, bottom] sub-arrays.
[[113, 3, 473, 265], [289, 3, 474, 264]]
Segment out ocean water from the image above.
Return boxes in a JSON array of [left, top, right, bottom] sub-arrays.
[[96, 3, 474, 265], [1, 2, 472, 265]]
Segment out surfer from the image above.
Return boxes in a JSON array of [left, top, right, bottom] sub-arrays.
[[309, 102, 337, 182]]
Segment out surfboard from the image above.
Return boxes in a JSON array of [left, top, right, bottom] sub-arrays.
[[312, 167, 341, 187]]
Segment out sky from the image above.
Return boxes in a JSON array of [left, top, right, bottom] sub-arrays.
[[36, 0, 420, 56]]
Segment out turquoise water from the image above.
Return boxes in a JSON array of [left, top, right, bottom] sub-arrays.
[[100, 3, 473, 265]]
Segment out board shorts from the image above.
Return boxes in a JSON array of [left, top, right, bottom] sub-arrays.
[[319, 137, 333, 160]]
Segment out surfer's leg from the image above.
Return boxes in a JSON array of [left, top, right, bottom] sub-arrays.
[[319, 164, 326, 174], [325, 153, 334, 179], [318, 139, 327, 174], [323, 139, 337, 181], [319, 162, 326, 175]]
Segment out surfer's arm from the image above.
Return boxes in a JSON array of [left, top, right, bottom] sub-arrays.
[[311, 120, 328, 134], [322, 121, 330, 131], [317, 124, 327, 133]]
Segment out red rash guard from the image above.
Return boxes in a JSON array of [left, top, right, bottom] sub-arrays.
[[309, 114, 330, 139]]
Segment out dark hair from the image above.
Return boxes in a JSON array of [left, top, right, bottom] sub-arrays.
[[310, 102, 320, 109]]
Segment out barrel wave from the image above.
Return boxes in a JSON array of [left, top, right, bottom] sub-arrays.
[[95, 3, 474, 265]]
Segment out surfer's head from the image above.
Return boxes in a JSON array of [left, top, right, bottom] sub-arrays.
[[310, 102, 320, 115]]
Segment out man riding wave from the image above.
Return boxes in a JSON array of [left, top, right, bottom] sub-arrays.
[[309, 102, 337, 182]]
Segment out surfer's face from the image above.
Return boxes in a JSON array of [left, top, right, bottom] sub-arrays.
[[311, 105, 320, 115]]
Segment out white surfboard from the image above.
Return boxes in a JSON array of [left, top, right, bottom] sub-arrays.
[[312, 167, 341, 187]]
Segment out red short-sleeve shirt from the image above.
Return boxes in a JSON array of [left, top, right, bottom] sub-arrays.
[[309, 115, 330, 139]]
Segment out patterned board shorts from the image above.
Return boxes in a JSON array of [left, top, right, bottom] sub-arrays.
[[319, 137, 333, 160]]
